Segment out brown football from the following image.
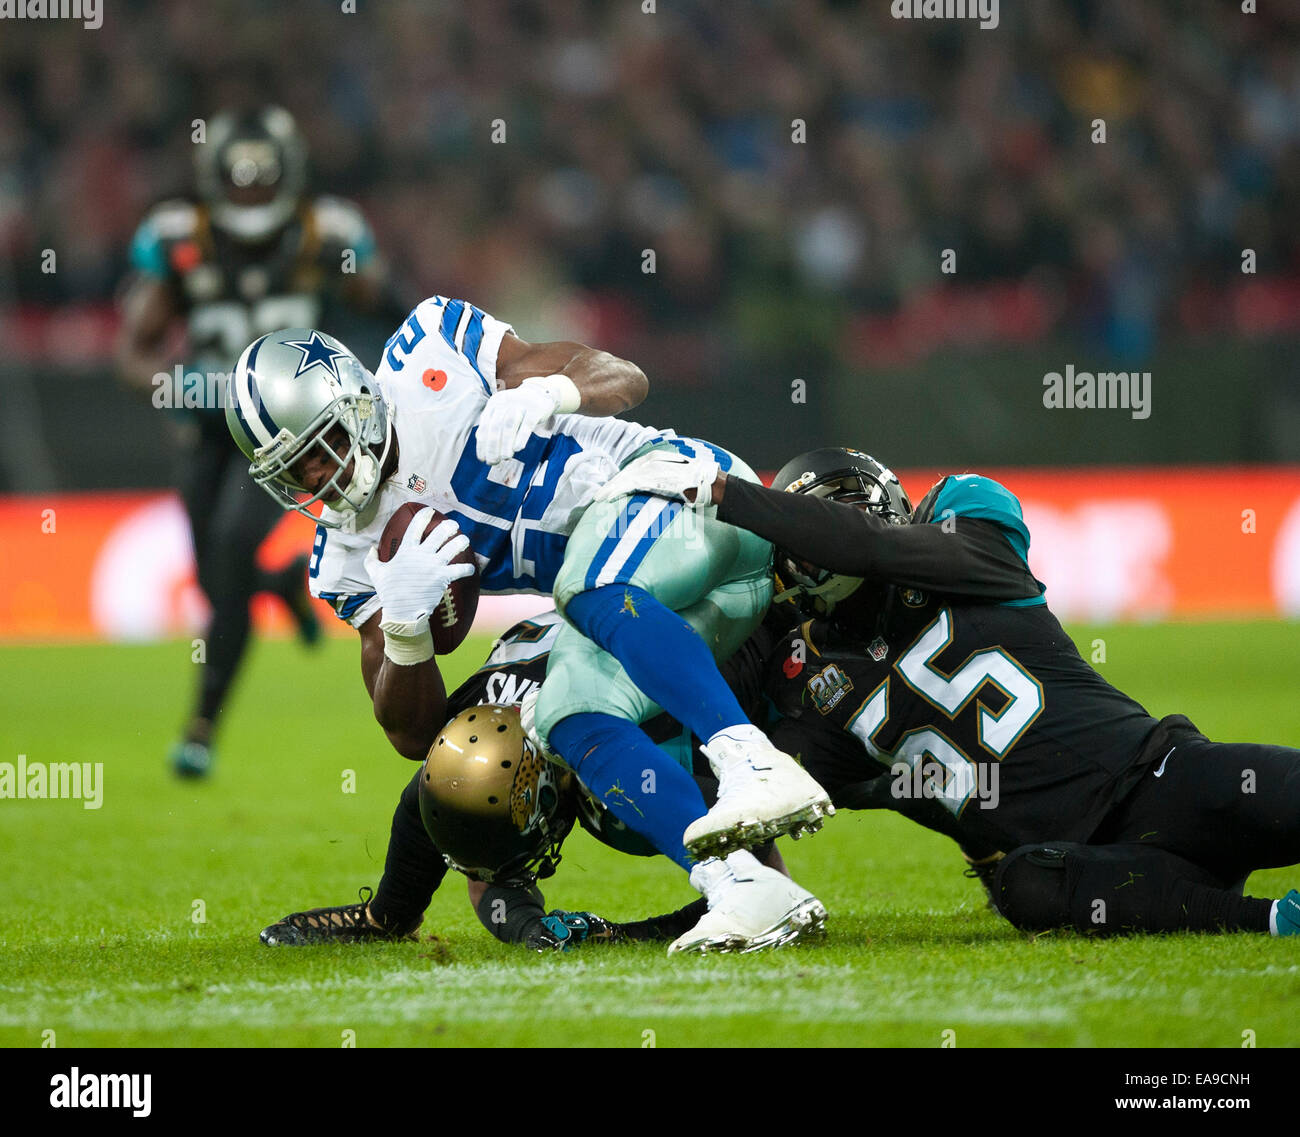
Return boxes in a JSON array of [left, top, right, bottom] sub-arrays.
[[377, 502, 480, 655]]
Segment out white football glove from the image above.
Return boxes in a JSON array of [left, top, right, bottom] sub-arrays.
[[594, 450, 721, 507], [363, 509, 475, 664], [475, 374, 582, 465]]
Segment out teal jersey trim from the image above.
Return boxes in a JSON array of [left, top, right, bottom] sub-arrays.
[[999, 593, 1047, 608], [351, 225, 377, 268], [932, 474, 1046, 606], [128, 219, 169, 278], [932, 474, 1031, 560]]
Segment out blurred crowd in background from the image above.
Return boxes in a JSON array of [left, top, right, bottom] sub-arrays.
[[3, 0, 1298, 386]]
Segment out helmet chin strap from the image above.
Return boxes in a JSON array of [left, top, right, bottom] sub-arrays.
[[774, 573, 864, 614], [324, 450, 380, 513]]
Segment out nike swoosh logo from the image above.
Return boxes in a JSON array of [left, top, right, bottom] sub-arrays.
[[1152, 747, 1175, 778]]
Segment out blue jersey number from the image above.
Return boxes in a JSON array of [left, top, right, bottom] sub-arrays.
[[384, 311, 427, 372], [308, 525, 327, 579]]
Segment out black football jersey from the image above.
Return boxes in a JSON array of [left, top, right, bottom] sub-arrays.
[[721, 473, 1167, 851], [767, 601, 1161, 851], [129, 196, 376, 434]]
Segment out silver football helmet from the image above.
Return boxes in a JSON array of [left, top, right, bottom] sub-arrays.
[[196, 106, 307, 243], [226, 328, 392, 527]]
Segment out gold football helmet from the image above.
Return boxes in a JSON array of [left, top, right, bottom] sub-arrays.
[[418, 705, 578, 885]]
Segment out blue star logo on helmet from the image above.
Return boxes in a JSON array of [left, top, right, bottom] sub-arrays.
[[282, 330, 349, 382]]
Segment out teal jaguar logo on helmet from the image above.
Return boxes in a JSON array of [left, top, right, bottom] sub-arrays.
[[225, 327, 393, 528]]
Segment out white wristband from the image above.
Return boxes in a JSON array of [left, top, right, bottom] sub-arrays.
[[380, 617, 435, 666], [527, 373, 582, 415]]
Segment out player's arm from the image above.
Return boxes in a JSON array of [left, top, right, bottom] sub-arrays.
[[495, 332, 648, 416], [721, 477, 1025, 589], [310, 196, 412, 327], [467, 878, 607, 951], [597, 457, 1037, 597], [475, 332, 649, 466], [358, 615, 447, 760], [467, 876, 707, 950], [114, 275, 180, 397], [468, 878, 555, 948], [710, 473, 1038, 599], [359, 613, 449, 761], [354, 508, 475, 761]]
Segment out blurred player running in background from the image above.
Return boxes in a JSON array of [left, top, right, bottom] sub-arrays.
[[116, 105, 403, 778]]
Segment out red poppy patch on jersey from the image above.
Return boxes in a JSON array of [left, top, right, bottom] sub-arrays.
[[422, 369, 448, 391], [170, 241, 201, 272], [783, 655, 804, 678]]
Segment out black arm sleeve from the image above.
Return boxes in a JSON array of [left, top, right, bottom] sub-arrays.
[[475, 883, 548, 945], [717, 477, 1038, 600], [614, 898, 709, 943]]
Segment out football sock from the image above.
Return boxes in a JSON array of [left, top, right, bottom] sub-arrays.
[[1271, 890, 1300, 935], [548, 711, 707, 870], [565, 585, 749, 741], [368, 771, 449, 932]]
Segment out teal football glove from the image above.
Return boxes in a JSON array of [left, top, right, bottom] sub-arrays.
[[528, 910, 620, 952]]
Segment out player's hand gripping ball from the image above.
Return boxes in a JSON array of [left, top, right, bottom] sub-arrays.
[[368, 503, 480, 654]]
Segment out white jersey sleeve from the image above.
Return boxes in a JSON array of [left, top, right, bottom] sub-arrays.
[[381, 295, 513, 395], [313, 293, 673, 600], [308, 522, 381, 629]]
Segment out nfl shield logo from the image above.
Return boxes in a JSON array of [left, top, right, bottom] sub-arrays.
[[867, 636, 889, 662], [407, 474, 427, 493]]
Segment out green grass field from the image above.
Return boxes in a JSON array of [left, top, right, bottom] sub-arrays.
[[2, 620, 1299, 1048]]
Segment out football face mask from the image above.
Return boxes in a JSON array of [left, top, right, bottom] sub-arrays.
[[196, 106, 307, 243], [771, 447, 912, 617]]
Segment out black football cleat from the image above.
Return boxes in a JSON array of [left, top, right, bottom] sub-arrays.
[[260, 887, 421, 945], [964, 851, 1005, 909]]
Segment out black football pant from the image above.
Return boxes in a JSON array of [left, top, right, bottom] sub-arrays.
[[368, 770, 448, 933], [178, 424, 297, 729], [1092, 734, 1300, 886], [993, 735, 1300, 935]]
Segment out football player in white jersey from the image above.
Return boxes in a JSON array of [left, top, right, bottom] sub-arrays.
[[225, 301, 832, 951]]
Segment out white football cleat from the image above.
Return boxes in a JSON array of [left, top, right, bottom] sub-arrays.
[[683, 726, 834, 858], [668, 851, 827, 955]]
